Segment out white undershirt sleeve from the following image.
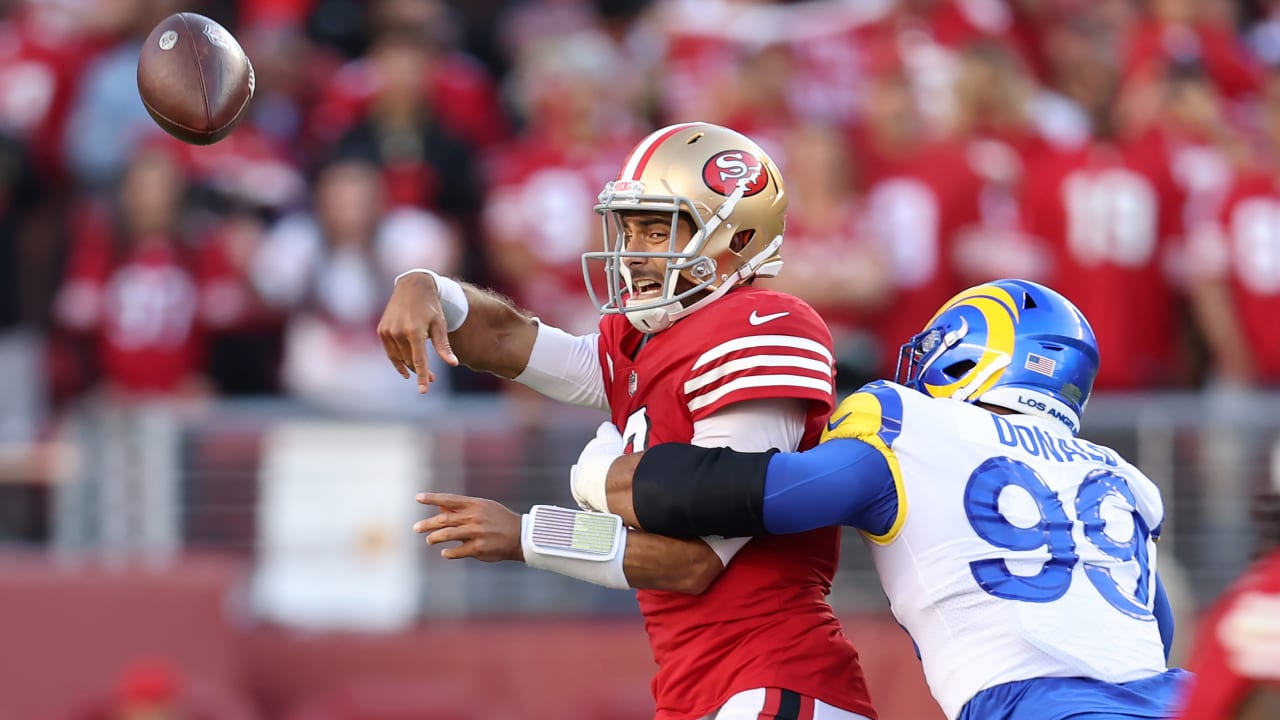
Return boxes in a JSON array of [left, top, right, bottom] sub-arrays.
[[513, 321, 609, 411], [690, 397, 809, 566]]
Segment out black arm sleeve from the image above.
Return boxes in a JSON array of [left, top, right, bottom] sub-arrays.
[[631, 444, 779, 539]]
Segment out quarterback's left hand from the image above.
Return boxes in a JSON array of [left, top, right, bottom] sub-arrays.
[[414, 492, 522, 562]]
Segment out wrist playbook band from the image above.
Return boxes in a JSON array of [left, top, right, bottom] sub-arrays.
[[520, 505, 629, 589]]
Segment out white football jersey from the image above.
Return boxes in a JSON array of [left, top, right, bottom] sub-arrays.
[[823, 381, 1168, 720]]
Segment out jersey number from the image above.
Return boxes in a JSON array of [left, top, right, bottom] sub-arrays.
[[963, 456, 1153, 619], [1062, 169, 1158, 268], [621, 407, 652, 453]]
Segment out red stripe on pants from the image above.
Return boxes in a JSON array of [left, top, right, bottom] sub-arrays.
[[757, 687, 783, 720]]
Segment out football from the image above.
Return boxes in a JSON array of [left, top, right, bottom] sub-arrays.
[[136, 13, 255, 145]]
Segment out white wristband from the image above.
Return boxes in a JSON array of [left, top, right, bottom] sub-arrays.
[[395, 268, 469, 332], [570, 454, 616, 512], [521, 506, 630, 589]]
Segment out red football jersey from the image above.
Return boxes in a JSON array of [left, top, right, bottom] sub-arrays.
[[56, 210, 205, 393], [1020, 137, 1185, 389], [1199, 172, 1280, 384], [597, 286, 875, 720], [0, 12, 106, 179], [1180, 551, 1280, 719]]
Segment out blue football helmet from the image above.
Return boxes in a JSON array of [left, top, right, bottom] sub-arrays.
[[895, 279, 1100, 434]]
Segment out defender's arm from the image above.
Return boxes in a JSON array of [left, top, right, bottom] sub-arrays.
[[603, 438, 898, 538]]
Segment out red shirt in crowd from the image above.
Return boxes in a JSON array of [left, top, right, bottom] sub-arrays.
[[854, 133, 975, 373], [481, 132, 631, 334], [0, 10, 106, 179], [1194, 170, 1280, 384], [1020, 134, 1186, 389], [55, 207, 207, 394]]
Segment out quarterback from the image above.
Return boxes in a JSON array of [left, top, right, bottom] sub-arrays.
[[571, 279, 1191, 720], [384, 123, 875, 720]]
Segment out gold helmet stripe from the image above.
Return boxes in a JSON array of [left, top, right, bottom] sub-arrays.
[[617, 122, 704, 181]]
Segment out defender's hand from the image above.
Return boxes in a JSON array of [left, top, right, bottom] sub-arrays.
[[377, 272, 459, 394], [414, 492, 523, 562]]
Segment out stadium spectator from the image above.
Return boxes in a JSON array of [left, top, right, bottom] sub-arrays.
[[656, 0, 870, 130], [310, 0, 507, 161], [1155, 60, 1239, 241], [53, 140, 212, 401], [757, 122, 893, 390], [946, 41, 1056, 285], [851, 48, 972, 377], [325, 27, 483, 219], [481, 31, 636, 336], [1018, 25, 1190, 391], [62, 0, 184, 191], [254, 157, 460, 411], [0, 0, 110, 183], [1124, 0, 1264, 103], [1187, 64, 1280, 388], [1182, 63, 1280, 595]]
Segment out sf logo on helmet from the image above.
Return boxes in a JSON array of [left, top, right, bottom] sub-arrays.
[[702, 150, 769, 197]]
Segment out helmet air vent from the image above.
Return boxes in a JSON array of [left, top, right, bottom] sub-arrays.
[[943, 359, 977, 379], [1022, 292, 1038, 309]]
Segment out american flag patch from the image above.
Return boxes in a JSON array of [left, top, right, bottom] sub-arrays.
[[1025, 353, 1057, 376]]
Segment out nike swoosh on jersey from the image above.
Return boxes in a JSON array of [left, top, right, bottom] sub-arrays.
[[748, 310, 790, 325], [826, 412, 852, 432]]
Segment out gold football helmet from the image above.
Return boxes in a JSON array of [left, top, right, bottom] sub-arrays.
[[582, 122, 788, 332]]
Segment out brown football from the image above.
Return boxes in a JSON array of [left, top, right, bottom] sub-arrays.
[[136, 13, 255, 145]]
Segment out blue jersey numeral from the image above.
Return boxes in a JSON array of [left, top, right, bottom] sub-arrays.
[[962, 457, 1154, 618]]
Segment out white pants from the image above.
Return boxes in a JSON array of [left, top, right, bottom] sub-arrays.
[[701, 688, 875, 720]]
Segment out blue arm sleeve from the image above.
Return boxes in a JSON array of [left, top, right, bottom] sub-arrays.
[[1153, 572, 1174, 662], [762, 438, 900, 536]]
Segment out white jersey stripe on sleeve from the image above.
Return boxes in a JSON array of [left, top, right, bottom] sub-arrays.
[[687, 375, 833, 412], [683, 354, 832, 394], [691, 334, 834, 370]]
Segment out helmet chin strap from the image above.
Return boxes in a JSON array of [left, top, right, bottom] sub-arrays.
[[623, 234, 785, 333]]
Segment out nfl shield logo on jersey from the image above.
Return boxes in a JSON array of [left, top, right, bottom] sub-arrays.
[[629, 370, 638, 397]]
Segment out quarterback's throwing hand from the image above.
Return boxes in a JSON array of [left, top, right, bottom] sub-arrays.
[[377, 272, 459, 394], [414, 492, 523, 562]]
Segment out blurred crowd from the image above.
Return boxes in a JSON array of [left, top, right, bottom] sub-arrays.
[[1, 0, 1280, 451], [1, 2, 1280, 716]]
